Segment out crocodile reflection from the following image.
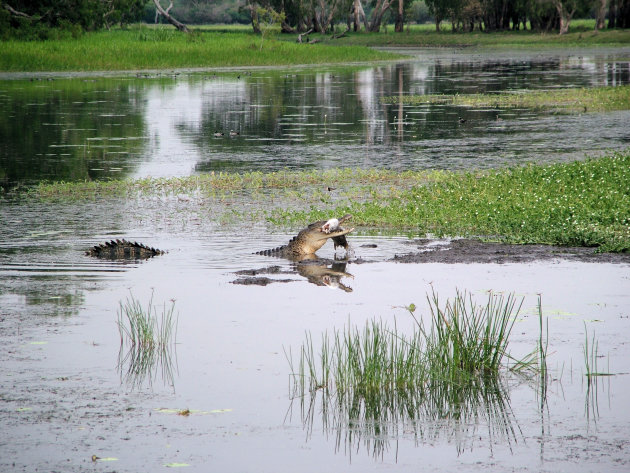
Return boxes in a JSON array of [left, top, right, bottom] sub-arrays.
[[233, 257, 355, 292], [295, 259, 354, 292], [234, 214, 356, 291]]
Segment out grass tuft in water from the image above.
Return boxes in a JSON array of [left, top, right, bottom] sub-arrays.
[[289, 290, 539, 414], [287, 290, 543, 454], [117, 292, 178, 389], [582, 323, 615, 422]]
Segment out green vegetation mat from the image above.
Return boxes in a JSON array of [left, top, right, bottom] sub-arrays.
[[382, 85, 630, 113], [274, 151, 630, 253], [26, 149, 630, 253]]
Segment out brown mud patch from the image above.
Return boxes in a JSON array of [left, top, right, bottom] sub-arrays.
[[391, 238, 630, 264]]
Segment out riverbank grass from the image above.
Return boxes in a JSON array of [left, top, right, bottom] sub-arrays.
[[0, 28, 400, 72]]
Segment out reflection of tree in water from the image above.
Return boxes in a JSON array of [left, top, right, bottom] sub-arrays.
[[0, 78, 150, 190], [293, 372, 520, 459]]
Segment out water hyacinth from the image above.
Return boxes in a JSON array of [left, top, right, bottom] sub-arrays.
[[25, 150, 630, 253], [294, 151, 630, 252]]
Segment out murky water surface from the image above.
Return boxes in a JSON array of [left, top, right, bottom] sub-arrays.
[[1, 48, 630, 472], [1, 48, 630, 188]]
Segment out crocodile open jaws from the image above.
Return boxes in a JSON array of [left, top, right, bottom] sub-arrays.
[[257, 214, 354, 258]]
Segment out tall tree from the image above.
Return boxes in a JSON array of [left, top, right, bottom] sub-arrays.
[[595, 0, 607, 29], [552, 0, 578, 34], [350, 0, 368, 31], [367, 0, 394, 31]]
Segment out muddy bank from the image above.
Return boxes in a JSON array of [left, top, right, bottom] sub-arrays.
[[391, 238, 630, 264], [233, 238, 630, 287]]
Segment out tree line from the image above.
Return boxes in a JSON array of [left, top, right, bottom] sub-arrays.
[[246, 0, 629, 34], [1, 0, 145, 37], [1, 0, 629, 38], [424, 0, 630, 33]]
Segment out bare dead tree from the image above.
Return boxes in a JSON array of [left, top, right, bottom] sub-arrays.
[[152, 0, 190, 32], [297, 27, 314, 42], [332, 25, 350, 38], [2, 2, 35, 19]]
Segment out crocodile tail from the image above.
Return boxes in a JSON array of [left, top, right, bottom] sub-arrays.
[[256, 245, 288, 256]]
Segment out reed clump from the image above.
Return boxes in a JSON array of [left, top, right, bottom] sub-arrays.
[[288, 290, 542, 418], [117, 292, 178, 388]]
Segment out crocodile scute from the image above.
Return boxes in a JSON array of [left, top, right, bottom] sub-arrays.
[[86, 239, 165, 259]]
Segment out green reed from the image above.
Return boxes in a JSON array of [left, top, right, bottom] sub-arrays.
[[287, 290, 540, 455], [117, 292, 178, 388], [289, 290, 538, 405]]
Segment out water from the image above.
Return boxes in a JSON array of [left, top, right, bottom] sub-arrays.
[[1, 48, 630, 472], [1, 48, 630, 189]]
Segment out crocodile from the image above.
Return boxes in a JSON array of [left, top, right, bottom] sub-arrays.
[[257, 214, 354, 258], [86, 239, 165, 259]]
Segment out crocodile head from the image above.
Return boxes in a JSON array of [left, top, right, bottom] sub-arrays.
[[289, 214, 354, 256]]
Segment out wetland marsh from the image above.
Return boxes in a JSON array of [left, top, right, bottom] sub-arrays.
[[1, 47, 630, 472]]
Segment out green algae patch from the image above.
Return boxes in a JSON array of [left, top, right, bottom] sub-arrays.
[[382, 85, 630, 114]]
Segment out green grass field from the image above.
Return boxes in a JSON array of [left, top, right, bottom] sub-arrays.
[[2, 21, 629, 72], [0, 27, 400, 72]]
